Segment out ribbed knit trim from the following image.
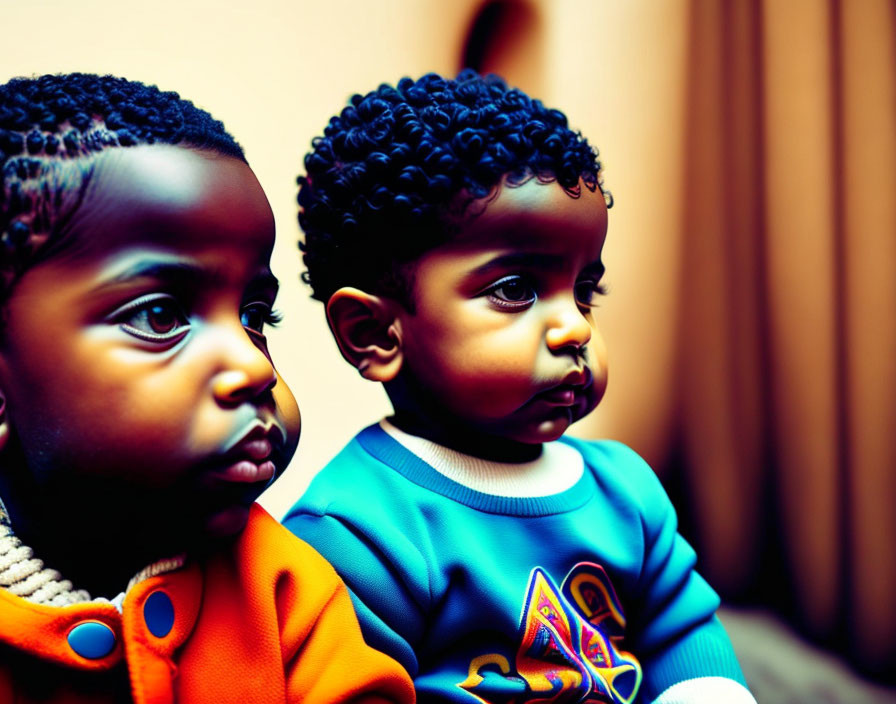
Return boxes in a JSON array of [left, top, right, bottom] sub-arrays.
[[380, 418, 584, 498], [356, 423, 596, 517]]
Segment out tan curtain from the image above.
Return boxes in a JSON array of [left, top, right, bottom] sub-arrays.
[[467, 0, 896, 678], [678, 0, 896, 677]]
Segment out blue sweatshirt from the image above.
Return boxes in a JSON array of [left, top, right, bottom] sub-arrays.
[[283, 424, 749, 703]]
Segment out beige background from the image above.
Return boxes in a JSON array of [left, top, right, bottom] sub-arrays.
[[2, 0, 681, 519]]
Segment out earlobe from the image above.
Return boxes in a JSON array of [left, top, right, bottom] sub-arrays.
[[326, 287, 404, 383]]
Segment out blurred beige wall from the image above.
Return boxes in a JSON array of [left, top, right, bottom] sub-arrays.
[[2, 0, 687, 519]]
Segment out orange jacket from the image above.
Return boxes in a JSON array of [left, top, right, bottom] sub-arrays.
[[0, 504, 414, 704]]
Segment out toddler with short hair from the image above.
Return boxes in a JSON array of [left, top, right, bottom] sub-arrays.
[[285, 70, 755, 704], [0, 72, 413, 704]]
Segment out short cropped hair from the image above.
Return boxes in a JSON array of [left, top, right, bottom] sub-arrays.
[[297, 69, 609, 305], [0, 72, 244, 302]]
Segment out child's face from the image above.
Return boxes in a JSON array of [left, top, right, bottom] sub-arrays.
[[393, 178, 608, 451], [0, 145, 300, 539]]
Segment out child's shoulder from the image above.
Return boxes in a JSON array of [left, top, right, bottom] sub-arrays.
[[558, 436, 675, 520], [559, 435, 647, 464], [284, 424, 431, 539], [296, 423, 436, 504], [559, 435, 654, 480], [230, 503, 343, 595]]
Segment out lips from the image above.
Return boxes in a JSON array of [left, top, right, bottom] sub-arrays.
[[537, 385, 581, 406], [536, 367, 592, 407], [560, 366, 590, 388], [212, 422, 284, 486]]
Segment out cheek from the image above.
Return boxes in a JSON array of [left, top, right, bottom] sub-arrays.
[[61, 389, 192, 466], [18, 360, 209, 468], [425, 339, 542, 415], [586, 333, 609, 402], [273, 372, 301, 452], [2, 356, 89, 453]]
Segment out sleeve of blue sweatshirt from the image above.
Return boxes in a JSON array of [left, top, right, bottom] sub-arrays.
[[573, 440, 749, 702], [283, 509, 425, 677], [282, 436, 433, 679]]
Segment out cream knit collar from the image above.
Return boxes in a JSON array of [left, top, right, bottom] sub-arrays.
[[0, 498, 92, 606]]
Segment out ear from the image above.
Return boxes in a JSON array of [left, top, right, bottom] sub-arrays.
[[326, 287, 404, 383]]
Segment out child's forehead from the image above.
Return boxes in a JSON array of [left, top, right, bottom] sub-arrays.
[[62, 144, 274, 260], [450, 179, 608, 256]]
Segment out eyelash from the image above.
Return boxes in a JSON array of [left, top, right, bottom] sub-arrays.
[[575, 280, 608, 307], [240, 302, 283, 333]]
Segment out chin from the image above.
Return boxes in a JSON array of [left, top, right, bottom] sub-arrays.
[[529, 414, 574, 443]]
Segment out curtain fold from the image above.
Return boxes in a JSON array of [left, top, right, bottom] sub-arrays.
[[838, 0, 896, 671], [678, 0, 896, 677], [678, 0, 768, 598]]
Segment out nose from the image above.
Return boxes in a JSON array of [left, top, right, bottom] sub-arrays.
[[545, 301, 592, 354], [211, 324, 278, 406]]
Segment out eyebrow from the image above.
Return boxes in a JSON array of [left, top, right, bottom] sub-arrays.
[[107, 260, 205, 284], [470, 252, 605, 278], [100, 259, 279, 293]]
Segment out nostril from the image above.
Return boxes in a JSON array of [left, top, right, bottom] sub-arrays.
[[212, 370, 253, 404]]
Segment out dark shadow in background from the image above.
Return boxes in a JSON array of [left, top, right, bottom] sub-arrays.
[[461, 0, 541, 86]]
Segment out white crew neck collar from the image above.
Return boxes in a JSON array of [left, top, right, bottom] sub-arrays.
[[379, 419, 584, 498]]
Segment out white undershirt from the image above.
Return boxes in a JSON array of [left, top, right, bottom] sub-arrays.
[[379, 418, 584, 498]]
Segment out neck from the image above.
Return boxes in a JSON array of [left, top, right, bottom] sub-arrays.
[[385, 371, 546, 463], [388, 410, 542, 463], [0, 464, 191, 597]]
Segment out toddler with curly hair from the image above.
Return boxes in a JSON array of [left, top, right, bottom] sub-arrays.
[[284, 70, 755, 704]]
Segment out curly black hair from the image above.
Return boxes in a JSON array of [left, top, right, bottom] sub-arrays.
[[297, 69, 610, 305], [0, 72, 244, 302]]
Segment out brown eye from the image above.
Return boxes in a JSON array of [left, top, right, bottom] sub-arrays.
[[495, 280, 531, 301], [113, 295, 190, 344], [144, 302, 180, 334], [486, 275, 537, 309]]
